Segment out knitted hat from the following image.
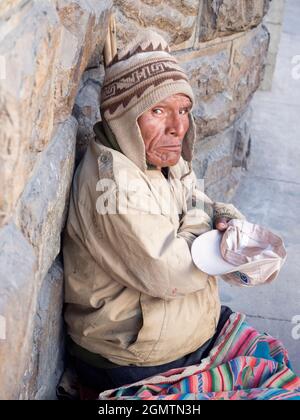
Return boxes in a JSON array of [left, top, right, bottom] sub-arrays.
[[100, 29, 196, 172]]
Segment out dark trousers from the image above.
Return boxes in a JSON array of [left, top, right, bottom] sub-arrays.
[[74, 306, 233, 392]]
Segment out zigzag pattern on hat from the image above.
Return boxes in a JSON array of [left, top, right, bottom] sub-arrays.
[[108, 42, 170, 68], [107, 29, 171, 68], [103, 74, 187, 115], [101, 57, 188, 115]]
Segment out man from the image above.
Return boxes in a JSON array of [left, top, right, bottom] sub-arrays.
[[63, 30, 245, 393]]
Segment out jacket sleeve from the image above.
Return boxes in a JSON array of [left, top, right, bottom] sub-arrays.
[[177, 169, 214, 248], [213, 201, 245, 222], [80, 190, 210, 301], [177, 168, 246, 248]]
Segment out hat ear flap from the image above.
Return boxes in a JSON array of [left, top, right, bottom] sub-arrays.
[[181, 112, 196, 162]]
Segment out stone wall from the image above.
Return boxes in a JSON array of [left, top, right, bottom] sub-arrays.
[[0, 0, 270, 399]]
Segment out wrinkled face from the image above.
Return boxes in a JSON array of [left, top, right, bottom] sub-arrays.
[[137, 93, 192, 168]]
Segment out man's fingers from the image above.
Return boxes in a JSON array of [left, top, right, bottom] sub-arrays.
[[215, 217, 230, 231], [216, 223, 227, 231]]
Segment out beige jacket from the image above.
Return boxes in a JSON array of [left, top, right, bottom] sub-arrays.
[[63, 127, 244, 367]]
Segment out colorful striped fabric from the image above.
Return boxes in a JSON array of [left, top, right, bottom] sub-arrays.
[[99, 313, 300, 400]]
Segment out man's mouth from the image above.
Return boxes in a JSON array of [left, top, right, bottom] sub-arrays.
[[157, 144, 182, 150]]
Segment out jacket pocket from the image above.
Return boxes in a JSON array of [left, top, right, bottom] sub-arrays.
[[127, 292, 166, 362]]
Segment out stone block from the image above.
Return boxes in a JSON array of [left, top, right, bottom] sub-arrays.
[[205, 167, 243, 202], [0, 223, 37, 399], [114, 0, 200, 50], [230, 24, 270, 108], [177, 24, 269, 138], [15, 116, 77, 282], [192, 107, 251, 201], [197, 0, 270, 43], [23, 258, 65, 400]]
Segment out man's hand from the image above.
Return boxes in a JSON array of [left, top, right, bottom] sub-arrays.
[[214, 217, 230, 232]]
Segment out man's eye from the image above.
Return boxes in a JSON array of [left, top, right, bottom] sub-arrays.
[[152, 108, 163, 115], [179, 108, 189, 115]]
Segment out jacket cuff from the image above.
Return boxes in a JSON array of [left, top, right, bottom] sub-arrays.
[[213, 201, 246, 222]]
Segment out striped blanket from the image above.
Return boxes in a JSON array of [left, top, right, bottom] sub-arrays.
[[99, 313, 300, 400]]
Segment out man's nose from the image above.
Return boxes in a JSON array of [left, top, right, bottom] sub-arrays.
[[166, 114, 185, 138]]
